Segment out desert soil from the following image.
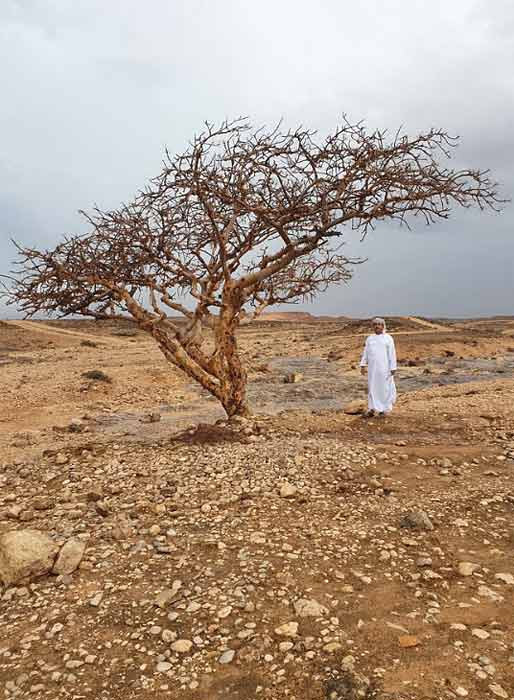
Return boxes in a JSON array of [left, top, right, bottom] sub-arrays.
[[1, 315, 514, 700]]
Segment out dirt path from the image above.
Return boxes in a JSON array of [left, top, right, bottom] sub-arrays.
[[403, 316, 454, 331], [4, 320, 135, 347]]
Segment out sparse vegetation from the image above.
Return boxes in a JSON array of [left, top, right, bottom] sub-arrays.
[[81, 369, 111, 382]]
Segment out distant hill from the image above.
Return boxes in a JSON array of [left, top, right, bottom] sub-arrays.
[[255, 311, 349, 323]]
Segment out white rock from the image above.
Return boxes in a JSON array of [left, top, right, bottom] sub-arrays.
[[494, 573, 514, 585], [218, 649, 235, 664], [156, 661, 172, 673]]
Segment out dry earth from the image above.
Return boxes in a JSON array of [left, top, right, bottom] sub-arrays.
[[1, 315, 514, 700]]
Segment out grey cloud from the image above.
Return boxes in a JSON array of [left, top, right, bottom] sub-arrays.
[[1, 0, 513, 318]]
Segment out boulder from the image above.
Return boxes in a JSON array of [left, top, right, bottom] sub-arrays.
[[0, 529, 59, 585], [52, 537, 87, 575]]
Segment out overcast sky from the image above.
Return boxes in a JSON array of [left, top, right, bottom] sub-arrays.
[[1, 0, 513, 319]]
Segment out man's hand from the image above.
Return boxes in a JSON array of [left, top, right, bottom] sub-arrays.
[[360, 366, 367, 376]]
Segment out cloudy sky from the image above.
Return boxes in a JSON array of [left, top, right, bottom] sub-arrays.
[[1, 0, 513, 318]]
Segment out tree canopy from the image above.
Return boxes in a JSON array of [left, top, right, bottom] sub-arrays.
[[2, 118, 503, 415]]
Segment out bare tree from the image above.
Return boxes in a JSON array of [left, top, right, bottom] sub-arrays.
[[2, 118, 503, 416]]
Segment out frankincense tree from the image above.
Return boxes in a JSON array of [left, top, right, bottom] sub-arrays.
[[2, 118, 503, 416]]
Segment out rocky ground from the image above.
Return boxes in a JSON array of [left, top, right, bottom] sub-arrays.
[[0, 316, 514, 699]]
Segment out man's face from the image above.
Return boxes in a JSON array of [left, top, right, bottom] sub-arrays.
[[373, 322, 384, 334]]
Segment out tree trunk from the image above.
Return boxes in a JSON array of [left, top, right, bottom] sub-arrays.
[[221, 358, 250, 417], [223, 390, 250, 418], [216, 288, 251, 418], [126, 285, 251, 418]]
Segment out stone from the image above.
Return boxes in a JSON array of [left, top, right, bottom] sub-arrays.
[[343, 400, 367, 415], [52, 537, 87, 575], [274, 622, 298, 638], [0, 529, 59, 585], [279, 483, 297, 499], [156, 661, 172, 673], [457, 562, 480, 577], [494, 573, 514, 585], [398, 635, 420, 648], [32, 498, 53, 511], [154, 581, 182, 608], [293, 598, 328, 618], [5, 505, 22, 520], [218, 649, 236, 664], [171, 639, 192, 653], [95, 501, 110, 517], [416, 557, 433, 567], [399, 510, 434, 531], [471, 628, 490, 640], [341, 655, 356, 670], [49, 623, 64, 637], [452, 518, 468, 528], [489, 684, 508, 699], [89, 592, 103, 607], [112, 515, 134, 541]]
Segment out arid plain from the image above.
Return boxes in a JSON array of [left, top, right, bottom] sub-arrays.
[[1, 315, 514, 700]]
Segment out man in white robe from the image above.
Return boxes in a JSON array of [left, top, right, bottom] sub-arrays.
[[360, 317, 397, 417]]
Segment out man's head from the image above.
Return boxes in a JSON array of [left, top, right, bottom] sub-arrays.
[[372, 317, 386, 334]]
